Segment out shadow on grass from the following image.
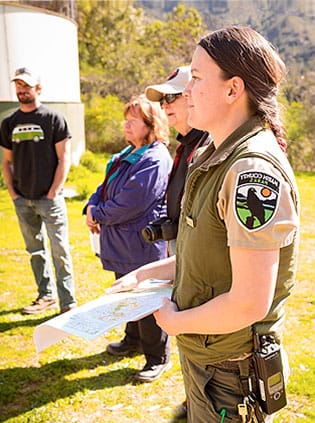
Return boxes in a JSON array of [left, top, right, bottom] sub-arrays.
[[0, 308, 24, 316], [0, 313, 56, 332], [0, 352, 138, 422]]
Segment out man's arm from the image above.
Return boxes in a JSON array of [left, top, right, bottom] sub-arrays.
[[46, 138, 71, 199], [1, 148, 18, 199]]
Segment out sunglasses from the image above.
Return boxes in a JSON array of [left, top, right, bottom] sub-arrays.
[[159, 93, 182, 106]]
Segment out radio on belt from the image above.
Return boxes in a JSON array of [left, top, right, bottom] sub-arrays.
[[253, 330, 287, 414]]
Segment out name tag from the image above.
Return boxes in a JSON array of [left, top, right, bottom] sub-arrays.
[[185, 216, 195, 228]]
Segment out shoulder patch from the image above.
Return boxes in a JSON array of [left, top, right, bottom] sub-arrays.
[[234, 170, 280, 231]]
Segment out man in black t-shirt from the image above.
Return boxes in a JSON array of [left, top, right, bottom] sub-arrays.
[[0, 67, 76, 315]]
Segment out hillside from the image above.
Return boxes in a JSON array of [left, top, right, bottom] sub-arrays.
[[137, 0, 315, 79], [14, 0, 315, 87]]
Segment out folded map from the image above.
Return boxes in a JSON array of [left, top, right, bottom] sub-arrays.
[[34, 280, 172, 353]]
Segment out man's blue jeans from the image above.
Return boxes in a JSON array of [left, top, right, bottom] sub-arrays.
[[13, 194, 76, 309]]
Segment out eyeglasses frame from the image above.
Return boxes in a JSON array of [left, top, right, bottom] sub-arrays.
[[159, 93, 182, 107]]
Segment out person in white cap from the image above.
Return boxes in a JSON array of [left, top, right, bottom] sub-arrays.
[[0, 67, 77, 315], [145, 65, 209, 419], [145, 65, 209, 255], [106, 66, 208, 418]]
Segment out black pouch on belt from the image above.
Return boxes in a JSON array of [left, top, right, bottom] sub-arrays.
[[253, 328, 287, 415]]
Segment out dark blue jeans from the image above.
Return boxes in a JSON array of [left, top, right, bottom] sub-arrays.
[[13, 194, 76, 309]]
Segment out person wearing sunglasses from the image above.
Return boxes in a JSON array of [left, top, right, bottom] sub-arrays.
[[144, 66, 209, 419], [145, 66, 209, 257]]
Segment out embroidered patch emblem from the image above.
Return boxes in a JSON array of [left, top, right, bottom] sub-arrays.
[[234, 171, 280, 230]]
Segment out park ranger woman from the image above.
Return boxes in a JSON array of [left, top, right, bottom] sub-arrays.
[[108, 26, 299, 422]]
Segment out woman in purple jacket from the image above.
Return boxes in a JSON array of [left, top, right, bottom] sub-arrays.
[[86, 95, 173, 382]]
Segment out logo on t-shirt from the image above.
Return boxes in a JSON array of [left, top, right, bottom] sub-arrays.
[[234, 171, 280, 230], [12, 124, 44, 143]]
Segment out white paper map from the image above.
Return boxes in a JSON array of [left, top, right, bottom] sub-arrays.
[[34, 280, 172, 353]]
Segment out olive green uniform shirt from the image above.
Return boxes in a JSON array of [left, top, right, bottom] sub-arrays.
[[173, 116, 299, 365]]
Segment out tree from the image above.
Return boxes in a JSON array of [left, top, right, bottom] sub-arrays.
[[12, 0, 314, 167], [78, 0, 149, 100], [282, 97, 315, 171], [282, 70, 315, 171], [78, 1, 205, 101], [77, 1, 205, 152], [83, 94, 125, 153], [139, 4, 205, 85]]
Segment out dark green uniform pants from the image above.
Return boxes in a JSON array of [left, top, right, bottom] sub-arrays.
[[181, 353, 273, 422]]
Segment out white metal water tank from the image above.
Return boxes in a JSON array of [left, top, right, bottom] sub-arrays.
[[0, 2, 85, 165]]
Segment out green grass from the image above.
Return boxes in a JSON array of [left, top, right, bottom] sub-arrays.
[[0, 170, 314, 422]]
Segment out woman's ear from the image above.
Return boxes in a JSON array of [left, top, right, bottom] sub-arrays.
[[226, 76, 245, 104]]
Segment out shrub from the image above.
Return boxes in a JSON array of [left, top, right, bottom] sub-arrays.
[[0, 168, 6, 189], [283, 100, 315, 171], [67, 151, 108, 201], [83, 94, 126, 153], [79, 150, 101, 172]]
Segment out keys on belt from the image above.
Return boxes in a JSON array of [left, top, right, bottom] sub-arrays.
[[238, 396, 262, 423], [238, 402, 248, 422]]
